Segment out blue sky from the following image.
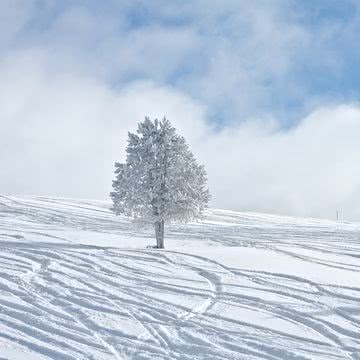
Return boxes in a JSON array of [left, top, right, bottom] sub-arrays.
[[2, 0, 360, 219], [6, 0, 360, 125]]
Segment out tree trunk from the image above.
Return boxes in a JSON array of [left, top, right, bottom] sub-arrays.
[[159, 219, 164, 249], [154, 219, 165, 248]]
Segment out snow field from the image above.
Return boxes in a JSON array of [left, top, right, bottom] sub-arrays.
[[0, 195, 360, 359]]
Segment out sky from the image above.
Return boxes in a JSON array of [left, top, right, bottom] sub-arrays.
[[1, 0, 360, 220]]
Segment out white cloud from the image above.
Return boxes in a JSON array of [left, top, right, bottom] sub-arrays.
[[199, 104, 360, 220], [0, 52, 206, 199]]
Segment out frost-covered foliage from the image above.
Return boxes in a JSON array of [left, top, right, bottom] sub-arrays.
[[110, 117, 210, 247]]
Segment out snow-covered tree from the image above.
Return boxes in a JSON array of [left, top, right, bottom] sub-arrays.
[[110, 117, 210, 248]]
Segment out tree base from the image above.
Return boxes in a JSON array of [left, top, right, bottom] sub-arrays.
[[146, 245, 165, 249]]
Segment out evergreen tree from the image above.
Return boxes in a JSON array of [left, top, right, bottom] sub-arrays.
[[110, 117, 210, 248]]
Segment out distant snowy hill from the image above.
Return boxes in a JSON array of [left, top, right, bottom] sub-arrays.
[[0, 195, 359, 359]]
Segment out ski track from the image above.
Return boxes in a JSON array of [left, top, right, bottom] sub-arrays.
[[0, 196, 359, 359]]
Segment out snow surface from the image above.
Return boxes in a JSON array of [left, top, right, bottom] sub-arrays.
[[0, 194, 360, 359]]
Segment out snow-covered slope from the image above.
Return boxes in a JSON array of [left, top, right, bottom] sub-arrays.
[[0, 195, 360, 359]]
